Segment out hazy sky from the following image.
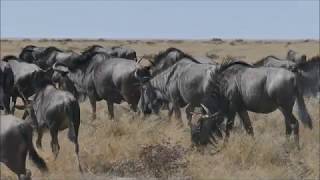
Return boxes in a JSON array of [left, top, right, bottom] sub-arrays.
[[1, 1, 319, 39]]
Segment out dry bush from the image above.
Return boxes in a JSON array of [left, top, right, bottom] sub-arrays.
[[210, 38, 224, 44], [206, 51, 220, 59]]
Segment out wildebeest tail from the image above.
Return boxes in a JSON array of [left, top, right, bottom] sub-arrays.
[[18, 123, 48, 172], [295, 78, 313, 129], [66, 100, 80, 146]]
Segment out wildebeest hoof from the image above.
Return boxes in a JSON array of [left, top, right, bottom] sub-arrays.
[[91, 114, 96, 120], [19, 170, 31, 180]]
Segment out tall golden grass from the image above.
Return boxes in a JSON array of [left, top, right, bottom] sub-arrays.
[[1, 39, 319, 179]]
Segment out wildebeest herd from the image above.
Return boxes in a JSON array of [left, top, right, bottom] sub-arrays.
[[0, 45, 319, 179]]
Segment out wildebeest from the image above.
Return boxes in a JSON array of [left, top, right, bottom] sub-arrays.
[[253, 55, 298, 71], [146, 47, 198, 76], [27, 70, 82, 171], [191, 60, 313, 146], [0, 60, 14, 113], [0, 112, 48, 179], [19, 45, 46, 64], [52, 47, 150, 120], [138, 49, 219, 125], [110, 46, 137, 60], [287, 49, 307, 64], [19, 45, 79, 70], [80, 45, 137, 60], [295, 55, 320, 97], [2, 55, 41, 114], [254, 55, 320, 98], [143, 48, 218, 77]]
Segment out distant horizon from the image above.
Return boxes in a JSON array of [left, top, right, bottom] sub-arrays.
[[1, 37, 319, 41], [1, 1, 319, 39]]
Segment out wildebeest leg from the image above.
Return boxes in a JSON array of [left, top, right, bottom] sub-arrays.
[[237, 110, 254, 136], [19, 171, 31, 180], [18, 169, 31, 180], [50, 129, 60, 159], [173, 105, 183, 125], [107, 101, 115, 120], [224, 111, 236, 143], [185, 104, 195, 126], [4, 95, 11, 114], [36, 129, 44, 149], [89, 96, 96, 120], [279, 107, 292, 139], [168, 103, 174, 118], [11, 96, 17, 114], [280, 107, 299, 147], [74, 138, 82, 172], [6, 148, 28, 180]]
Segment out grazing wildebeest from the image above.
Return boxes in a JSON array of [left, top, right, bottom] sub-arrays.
[[287, 50, 307, 64], [28, 70, 82, 171], [253, 55, 298, 71], [52, 48, 150, 120], [190, 60, 313, 146], [0, 113, 48, 180], [2, 55, 41, 114], [138, 51, 219, 125], [0, 60, 14, 113]]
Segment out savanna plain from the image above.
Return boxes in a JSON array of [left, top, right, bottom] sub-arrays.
[[0, 39, 319, 179]]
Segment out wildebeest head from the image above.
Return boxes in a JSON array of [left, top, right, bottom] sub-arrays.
[[190, 104, 224, 145], [52, 63, 69, 82], [134, 57, 152, 83], [19, 45, 46, 63], [0, 72, 4, 110], [138, 83, 164, 114], [287, 50, 307, 64], [0, 61, 14, 112]]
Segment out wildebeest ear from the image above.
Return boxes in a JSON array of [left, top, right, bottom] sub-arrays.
[[53, 63, 69, 73], [28, 94, 35, 101]]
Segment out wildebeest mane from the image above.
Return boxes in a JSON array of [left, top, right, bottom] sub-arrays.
[[21, 45, 37, 51], [35, 46, 63, 60], [56, 46, 110, 70], [215, 59, 252, 74], [2, 55, 18, 62], [81, 45, 104, 54], [111, 46, 122, 50], [253, 55, 280, 66], [153, 47, 201, 65]]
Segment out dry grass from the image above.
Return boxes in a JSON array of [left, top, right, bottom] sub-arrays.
[[0, 39, 319, 179]]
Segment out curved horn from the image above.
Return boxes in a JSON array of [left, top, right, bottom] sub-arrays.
[[52, 63, 69, 73], [137, 56, 145, 64], [200, 104, 211, 115], [146, 58, 155, 66]]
